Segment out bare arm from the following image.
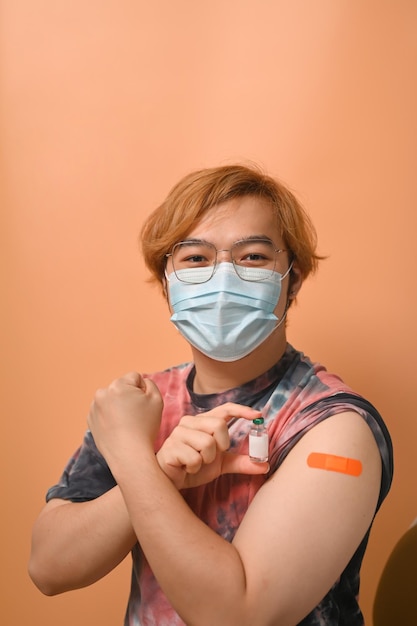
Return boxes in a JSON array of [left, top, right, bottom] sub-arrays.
[[28, 486, 136, 595], [29, 390, 267, 596], [89, 373, 382, 626]]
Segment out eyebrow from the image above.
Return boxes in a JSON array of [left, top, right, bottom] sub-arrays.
[[178, 238, 208, 246], [179, 235, 276, 246]]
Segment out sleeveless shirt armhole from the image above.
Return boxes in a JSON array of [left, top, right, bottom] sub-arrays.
[[269, 393, 393, 511]]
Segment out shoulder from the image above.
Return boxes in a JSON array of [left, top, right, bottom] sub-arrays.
[[267, 411, 383, 518], [145, 361, 193, 389], [267, 348, 393, 506], [291, 410, 382, 473]]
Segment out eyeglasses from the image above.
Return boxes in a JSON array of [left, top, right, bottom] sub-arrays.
[[165, 238, 288, 284]]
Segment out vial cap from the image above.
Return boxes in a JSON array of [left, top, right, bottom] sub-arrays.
[[253, 417, 264, 425]]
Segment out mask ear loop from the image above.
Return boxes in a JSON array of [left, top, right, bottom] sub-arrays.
[[280, 259, 294, 281], [275, 300, 290, 329], [162, 266, 171, 300], [271, 259, 295, 330]]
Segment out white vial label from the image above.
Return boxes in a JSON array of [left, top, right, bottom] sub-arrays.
[[249, 433, 269, 462]]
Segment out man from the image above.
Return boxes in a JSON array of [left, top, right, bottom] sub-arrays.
[[29, 164, 393, 625]]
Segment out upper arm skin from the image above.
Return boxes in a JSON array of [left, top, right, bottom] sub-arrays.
[[233, 411, 382, 626]]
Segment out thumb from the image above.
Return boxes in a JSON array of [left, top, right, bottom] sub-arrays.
[[221, 452, 269, 476], [143, 377, 162, 397]]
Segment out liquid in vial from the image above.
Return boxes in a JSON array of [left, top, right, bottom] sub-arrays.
[[249, 417, 269, 462]]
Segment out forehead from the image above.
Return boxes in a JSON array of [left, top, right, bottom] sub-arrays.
[[186, 196, 281, 243]]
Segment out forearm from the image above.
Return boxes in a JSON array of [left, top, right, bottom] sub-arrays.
[[114, 449, 250, 626], [29, 486, 137, 595], [86, 376, 264, 624]]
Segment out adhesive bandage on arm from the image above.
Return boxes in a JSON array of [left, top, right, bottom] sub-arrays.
[[307, 452, 362, 477]]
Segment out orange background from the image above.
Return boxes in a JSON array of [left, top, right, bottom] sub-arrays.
[[2, 2, 417, 624]]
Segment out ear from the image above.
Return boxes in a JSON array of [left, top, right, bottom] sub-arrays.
[[162, 276, 174, 312], [288, 263, 303, 300], [161, 276, 168, 299]]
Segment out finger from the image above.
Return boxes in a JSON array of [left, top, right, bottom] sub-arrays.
[[121, 371, 147, 392], [221, 452, 269, 476], [203, 402, 262, 423], [161, 443, 204, 475], [170, 426, 218, 465], [179, 416, 230, 452], [142, 377, 163, 402], [122, 374, 163, 408]]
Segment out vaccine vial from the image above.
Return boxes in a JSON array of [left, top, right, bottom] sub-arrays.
[[249, 417, 269, 462]]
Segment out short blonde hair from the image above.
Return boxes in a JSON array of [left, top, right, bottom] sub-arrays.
[[140, 164, 321, 289]]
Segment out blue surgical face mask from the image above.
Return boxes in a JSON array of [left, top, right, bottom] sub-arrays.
[[167, 262, 291, 362]]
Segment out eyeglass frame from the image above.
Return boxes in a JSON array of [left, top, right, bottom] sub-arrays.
[[164, 237, 291, 283]]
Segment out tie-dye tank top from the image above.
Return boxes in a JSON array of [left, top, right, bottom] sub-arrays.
[[47, 344, 393, 625]]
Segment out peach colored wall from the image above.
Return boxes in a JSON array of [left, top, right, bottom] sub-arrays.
[[2, 2, 416, 624]]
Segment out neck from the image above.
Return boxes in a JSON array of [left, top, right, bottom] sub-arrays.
[[191, 332, 288, 394]]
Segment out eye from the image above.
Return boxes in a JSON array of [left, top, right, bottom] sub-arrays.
[[184, 253, 209, 264], [243, 251, 268, 261], [173, 243, 215, 268], [233, 240, 276, 266]]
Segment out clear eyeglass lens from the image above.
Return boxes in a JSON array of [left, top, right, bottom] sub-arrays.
[[172, 242, 217, 283], [231, 239, 276, 280], [171, 239, 279, 284]]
